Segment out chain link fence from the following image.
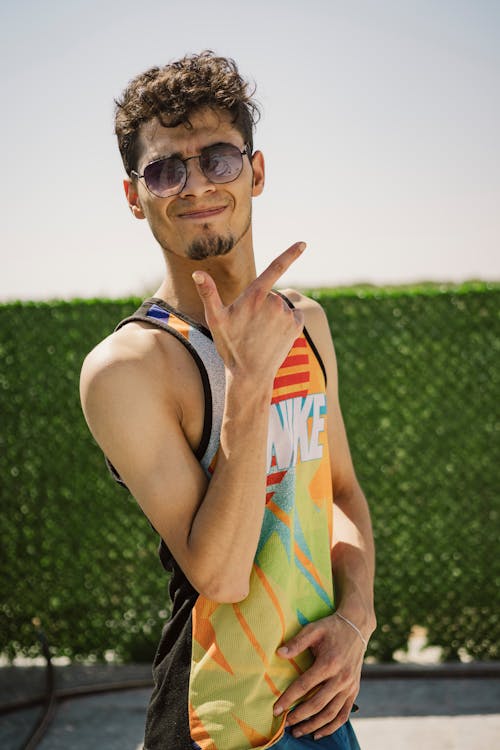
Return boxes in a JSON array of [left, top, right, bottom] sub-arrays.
[[1, 284, 498, 662]]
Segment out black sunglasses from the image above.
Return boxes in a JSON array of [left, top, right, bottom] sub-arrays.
[[132, 142, 251, 198]]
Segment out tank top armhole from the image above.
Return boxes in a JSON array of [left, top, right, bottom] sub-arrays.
[[112, 312, 213, 462], [275, 291, 328, 388]]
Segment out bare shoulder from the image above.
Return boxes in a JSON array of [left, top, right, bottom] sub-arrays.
[[80, 319, 202, 426], [80, 322, 167, 397], [80, 318, 205, 459], [279, 288, 330, 339], [80, 324, 165, 438]]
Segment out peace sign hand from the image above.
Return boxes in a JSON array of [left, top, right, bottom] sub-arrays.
[[192, 242, 306, 387]]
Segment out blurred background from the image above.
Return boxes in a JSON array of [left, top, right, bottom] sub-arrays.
[[0, 0, 499, 300]]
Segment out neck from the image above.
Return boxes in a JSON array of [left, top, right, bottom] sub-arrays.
[[154, 240, 257, 326]]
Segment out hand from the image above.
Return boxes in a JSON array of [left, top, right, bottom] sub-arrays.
[[192, 242, 305, 385], [273, 613, 365, 740]]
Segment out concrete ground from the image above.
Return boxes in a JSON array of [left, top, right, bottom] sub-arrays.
[[1, 662, 499, 750], [351, 664, 500, 750]]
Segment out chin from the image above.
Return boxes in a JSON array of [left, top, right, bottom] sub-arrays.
[[187, 234, 235, 260]]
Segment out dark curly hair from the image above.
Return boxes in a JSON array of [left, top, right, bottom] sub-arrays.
[[114, 51, 261, 176]]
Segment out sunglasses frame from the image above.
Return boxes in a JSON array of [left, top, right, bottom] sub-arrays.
[[131, 142, 251, 198]]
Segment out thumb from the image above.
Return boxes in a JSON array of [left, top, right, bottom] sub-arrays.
[[192, 270, 224, 326]]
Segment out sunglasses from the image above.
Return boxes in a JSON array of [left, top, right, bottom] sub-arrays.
[[131, 142, 251, 198]]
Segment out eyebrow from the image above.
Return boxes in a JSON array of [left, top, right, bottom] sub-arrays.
[[148, 149, 183, 163], [145, 141, 243, 166]]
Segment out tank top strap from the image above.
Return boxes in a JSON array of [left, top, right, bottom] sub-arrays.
[[107, 297, 224, 480], [273, 291, 328, 387]]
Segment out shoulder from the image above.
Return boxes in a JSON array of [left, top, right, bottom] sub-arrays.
[[80, 320, 195, 423], [81, 322, 164, 391], [280, 288, 326, 318], [279, 288, 332, 343]]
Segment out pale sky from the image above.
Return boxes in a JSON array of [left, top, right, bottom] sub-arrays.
[[1, 0, 499, 301]]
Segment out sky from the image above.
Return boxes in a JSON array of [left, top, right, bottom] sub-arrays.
[[1, 0, 499, 301]]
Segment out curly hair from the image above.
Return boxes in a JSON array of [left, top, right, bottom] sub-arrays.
[[114, 51, 261, 176]]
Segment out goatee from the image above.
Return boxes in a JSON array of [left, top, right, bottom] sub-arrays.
[[187, 233, 235, 260]]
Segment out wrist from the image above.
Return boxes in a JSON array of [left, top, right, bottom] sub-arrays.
[[334, 612, 369, 650], [335, 598, 377, 643], [225, 368, 273, 404]]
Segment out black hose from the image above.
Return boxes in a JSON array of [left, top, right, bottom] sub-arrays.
[[1, 678, 154, 716], [2, 619, 154, 750], [17, 618, 57, 750]]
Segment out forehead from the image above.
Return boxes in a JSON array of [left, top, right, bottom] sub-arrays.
[[135, 107, 243, 168]]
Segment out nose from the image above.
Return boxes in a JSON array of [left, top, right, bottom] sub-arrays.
[[179, 157, 216, 198]]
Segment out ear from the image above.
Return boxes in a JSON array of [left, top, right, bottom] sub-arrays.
[[123, 178, 146, 220], [251, 150, 265, 197]]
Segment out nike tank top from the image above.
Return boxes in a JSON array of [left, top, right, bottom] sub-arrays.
[[108, 295, 335, 750]]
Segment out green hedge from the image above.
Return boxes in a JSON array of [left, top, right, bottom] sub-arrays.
[[0, 283, 498, 662]]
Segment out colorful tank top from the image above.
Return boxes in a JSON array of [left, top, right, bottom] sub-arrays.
[[110, 295, 335, 750]]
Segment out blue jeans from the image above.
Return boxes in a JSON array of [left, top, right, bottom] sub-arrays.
[[270, 720, 361, 749]]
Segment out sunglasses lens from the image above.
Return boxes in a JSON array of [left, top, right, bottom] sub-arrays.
[[144, 157, 185, 196], [141, 144, 245, 196], [200, 144, 244, 183]]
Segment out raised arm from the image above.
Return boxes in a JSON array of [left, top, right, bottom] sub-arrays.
[[80, 243, 305, 603]]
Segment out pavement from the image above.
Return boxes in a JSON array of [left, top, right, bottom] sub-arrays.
[[1, 662, 499, 750]]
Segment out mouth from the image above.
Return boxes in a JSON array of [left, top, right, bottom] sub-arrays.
[[177, 205, 227, 221]]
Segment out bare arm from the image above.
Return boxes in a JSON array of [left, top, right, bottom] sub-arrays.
[[273, 293, 376, 738], [80, 243, 305, 603]]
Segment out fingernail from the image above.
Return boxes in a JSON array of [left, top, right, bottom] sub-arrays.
[[297, 242, 306, 252], [192, 271, 204, 284], [274, 706, 283, 717], [293, 730, 303, 738], [314, 733, 323, 740], [277, 646, 288, 656]]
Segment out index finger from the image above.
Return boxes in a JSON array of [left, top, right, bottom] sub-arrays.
[[254, 242, 306, 293]]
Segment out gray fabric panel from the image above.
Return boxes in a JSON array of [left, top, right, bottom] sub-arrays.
[[189, 328, 225, 474]]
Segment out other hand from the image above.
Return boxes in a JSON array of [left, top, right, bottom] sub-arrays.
[[273, 613, 365, 740]]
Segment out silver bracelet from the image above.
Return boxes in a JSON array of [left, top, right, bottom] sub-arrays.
[[335, 611, 368, 650]]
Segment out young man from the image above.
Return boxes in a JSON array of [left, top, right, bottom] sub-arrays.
[[80, 51, 375, 750]]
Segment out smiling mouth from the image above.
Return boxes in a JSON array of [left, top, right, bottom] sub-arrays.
[[178, 206, 227, 220]]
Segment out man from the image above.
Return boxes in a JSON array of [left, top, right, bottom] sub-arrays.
[[80, 51, 375, 750]]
